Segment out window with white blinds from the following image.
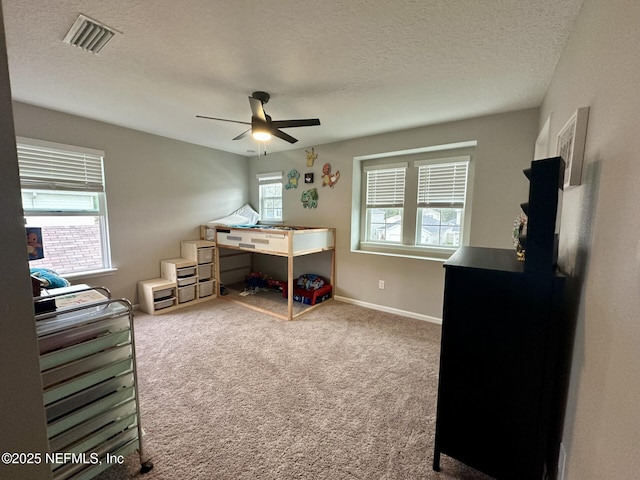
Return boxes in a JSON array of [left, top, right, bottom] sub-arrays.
[[17, 141, 105, 192], [359, 150, 472, 254], [362, 164, 407, 244], [365, 165, 407, 208], [416, 158, 469, 208], [17, 137, 112, 275]]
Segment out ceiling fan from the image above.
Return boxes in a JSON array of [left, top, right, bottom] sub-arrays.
[[197, 91, 321, 144]]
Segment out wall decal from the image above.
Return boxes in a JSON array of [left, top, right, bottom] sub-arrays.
[[321, 163, 340, 188], [556, 106, 589, 188], [301, 188, 318, 208], [305, 147, 318, 167], [285, 169, 300, 189]]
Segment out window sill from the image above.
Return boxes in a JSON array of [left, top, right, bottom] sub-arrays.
[[354, 243, 457, 262], [64, 268, 118, 281]]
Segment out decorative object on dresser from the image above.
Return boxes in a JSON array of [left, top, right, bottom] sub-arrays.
[[34, 285, 153, 479], [433, 157, 571, 479], [512, 212, 528, 261], [556, 106, 589, 188]]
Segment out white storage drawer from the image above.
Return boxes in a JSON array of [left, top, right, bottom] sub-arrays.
[[197, 248, 214, 264], [46, 373, 135, 425], [178, 285, 196, 303], [43, 357, 133, 405], [177, 266, 197, 278], [177, 276, 197, 287], [153, 287, 174, 300], [154, 297, 175, 310], [49, 397, 137, 452], [40, 329, 131, 372], [199, 280, 214, 297], [42, 344, 132, 389], [198, 263, 212, 280], [39, 315, 130, 356]]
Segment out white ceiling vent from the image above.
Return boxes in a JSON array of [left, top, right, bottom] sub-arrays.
[[63, 14, 120, 54]]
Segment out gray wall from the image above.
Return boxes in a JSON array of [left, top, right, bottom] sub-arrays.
[[12, 102, 250, 302], [540, 0, 640, 478], [249, 108, 540, 320], [0, 4, 51, 478]]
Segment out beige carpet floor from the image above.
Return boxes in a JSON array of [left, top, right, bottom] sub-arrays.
[[95, 298, 493, 479]]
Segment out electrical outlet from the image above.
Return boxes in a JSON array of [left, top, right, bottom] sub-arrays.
[[378, 280, 385, 289]]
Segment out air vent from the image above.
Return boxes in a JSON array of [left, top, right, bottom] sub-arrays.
[[63, 14, 119, 54]]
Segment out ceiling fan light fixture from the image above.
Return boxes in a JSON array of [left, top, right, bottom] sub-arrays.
[[252, 130, 272, 142]]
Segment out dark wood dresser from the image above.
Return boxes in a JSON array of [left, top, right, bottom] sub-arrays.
[[433, 157, 568, 479]]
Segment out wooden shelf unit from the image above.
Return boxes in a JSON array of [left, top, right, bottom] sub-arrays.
[[181, 240, 216, 299], [138, 240, 217, 315]]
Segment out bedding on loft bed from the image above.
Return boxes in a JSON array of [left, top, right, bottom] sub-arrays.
[[207, 203, 260, 227], [203, 204, 314, 240]]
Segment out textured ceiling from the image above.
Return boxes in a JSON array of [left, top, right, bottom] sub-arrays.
[[3, 0, 584, 156]]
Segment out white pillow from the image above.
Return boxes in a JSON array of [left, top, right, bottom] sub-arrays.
[[232, 204, 260, 224], [207, 214, 252, 226], [207, 204, 260, 226]]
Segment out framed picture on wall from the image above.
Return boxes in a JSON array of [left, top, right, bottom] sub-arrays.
[[556, 106, 589, 188]]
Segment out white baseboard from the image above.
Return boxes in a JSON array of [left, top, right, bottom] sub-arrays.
[[334, 295, 442, 325]]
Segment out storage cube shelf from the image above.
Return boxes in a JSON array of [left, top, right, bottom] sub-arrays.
[[138, 240, 217, 315], [138, 278, 177, 314]]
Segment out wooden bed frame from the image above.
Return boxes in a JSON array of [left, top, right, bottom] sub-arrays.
[[201, 225, 336, 320]]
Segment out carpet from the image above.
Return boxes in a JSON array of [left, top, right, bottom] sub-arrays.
[[95, 298, 492, 479]]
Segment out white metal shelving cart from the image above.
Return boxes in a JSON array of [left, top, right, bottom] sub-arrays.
[[35, 285, 153, 479]]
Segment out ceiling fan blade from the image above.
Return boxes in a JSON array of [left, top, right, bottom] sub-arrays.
[[271, 128, 298, 144], [248, 97, 267, 122], [196, 115, 250, 125], [232, 128, 251, 141], [270, 119, 321, 128]]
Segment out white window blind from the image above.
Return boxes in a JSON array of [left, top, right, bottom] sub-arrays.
[[256, 171, 283, 184], [365, 165, 407, 208], [16, 140, 105, 192], [416, 159, 468, 208]]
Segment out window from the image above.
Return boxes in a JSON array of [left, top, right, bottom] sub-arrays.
[[364, 164, 406, 243], [257, 172, 283, 222], [416, 158, 468, 248], [359, 148, 472, 258], [17, 137, 112, 275]]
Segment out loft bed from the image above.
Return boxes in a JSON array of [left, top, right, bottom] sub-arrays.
[[200, 223, 335, 320]]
